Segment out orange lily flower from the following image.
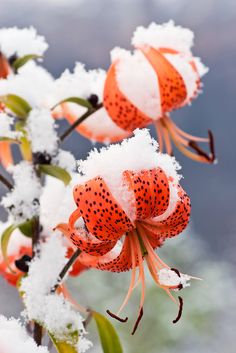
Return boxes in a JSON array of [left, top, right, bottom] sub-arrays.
[[103, 22, 215, 163], [56, 130, 192, 332]]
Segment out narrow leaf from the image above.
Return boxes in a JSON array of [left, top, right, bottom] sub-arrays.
[[12, 54, 42, 71], [53, 97, 93, 110], [1, 224, 17, 272], [0, 94, 31, 118], [49, 333, 77, 353], [15, 122, 32, 161], [93, 311, 123, 353], [39, 164, 71, 185]]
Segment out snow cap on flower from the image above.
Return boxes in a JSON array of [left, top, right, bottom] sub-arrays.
[[26, 108, 58, 155], [132, 20, 194, 54], [111, 47, 162, 120], [0, 112, 22, 139], [0, 316, 49, 353], [0, 27, 48, 58], [1, 161, 41, 224], [78, 129, 181, 222]]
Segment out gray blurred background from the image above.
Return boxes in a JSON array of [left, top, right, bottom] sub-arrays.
[[0, 0, 236, 352]]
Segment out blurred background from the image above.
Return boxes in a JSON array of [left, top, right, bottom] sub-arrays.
[[0, 0, 236, 352]]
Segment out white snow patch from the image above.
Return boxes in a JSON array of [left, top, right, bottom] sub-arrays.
[[0, 316, 49, 353], [52, 149, 76, 173], [0, 27, 48, 58], [158, 268, 191, 288], [48, 62, 105, 108], [26, 108, 58, 155], [40, 175, 78, 235], [77, 129, 181, 222], [132, 20, 194, 54], [0, 62, 54, 108], [1, 161, 41, 224], [20, 236, 91, 350], [0, 112, 22, 139], [111, 47, 161, 120], [194, 56, 209, 78]]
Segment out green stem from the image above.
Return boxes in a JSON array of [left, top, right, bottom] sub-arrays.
[[59, 103, 103, 142]]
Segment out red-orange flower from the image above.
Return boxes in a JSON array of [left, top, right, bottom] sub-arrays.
[[103, 22, 215, 163], [57, 130, 192, 331]]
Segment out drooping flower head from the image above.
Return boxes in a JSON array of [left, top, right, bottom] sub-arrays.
[[57, 129, 192, 332], [103, 21, 215, 163]]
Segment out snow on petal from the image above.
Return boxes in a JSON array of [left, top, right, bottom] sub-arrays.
[[77, 128, 181, 222], [111, 47, 162, 119], [132, 20, 194, 54]]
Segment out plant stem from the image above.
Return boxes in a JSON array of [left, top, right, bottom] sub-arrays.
[[33, 322, 43, 346], [59, 103, 103, 142], [31, 216, 43, 345], [0, 173, 13, 190], [52, 248, 82, 293]]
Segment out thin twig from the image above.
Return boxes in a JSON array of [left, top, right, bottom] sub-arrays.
[[0, 173, 13, 190], [59, 103, 103, 142], [33, 322, 43, 346], [52, 248, 82, 293]]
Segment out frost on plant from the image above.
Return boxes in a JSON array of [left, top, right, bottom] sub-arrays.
[[0, 21, 216, 353]]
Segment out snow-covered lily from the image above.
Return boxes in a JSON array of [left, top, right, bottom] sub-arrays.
[[57, 130, 192, 332]]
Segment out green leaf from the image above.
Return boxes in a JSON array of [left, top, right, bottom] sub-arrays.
[[49, 334, 77, 353], [39, 164, 71, 186], [15, 122, 32, 161], [93, 311, 123, 353], [1, 224, 17, 272], [18, 218, 35, 238], [12, 54, 42, 71], [53, 97, 93, 110], [0, 94, 31, 118]]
